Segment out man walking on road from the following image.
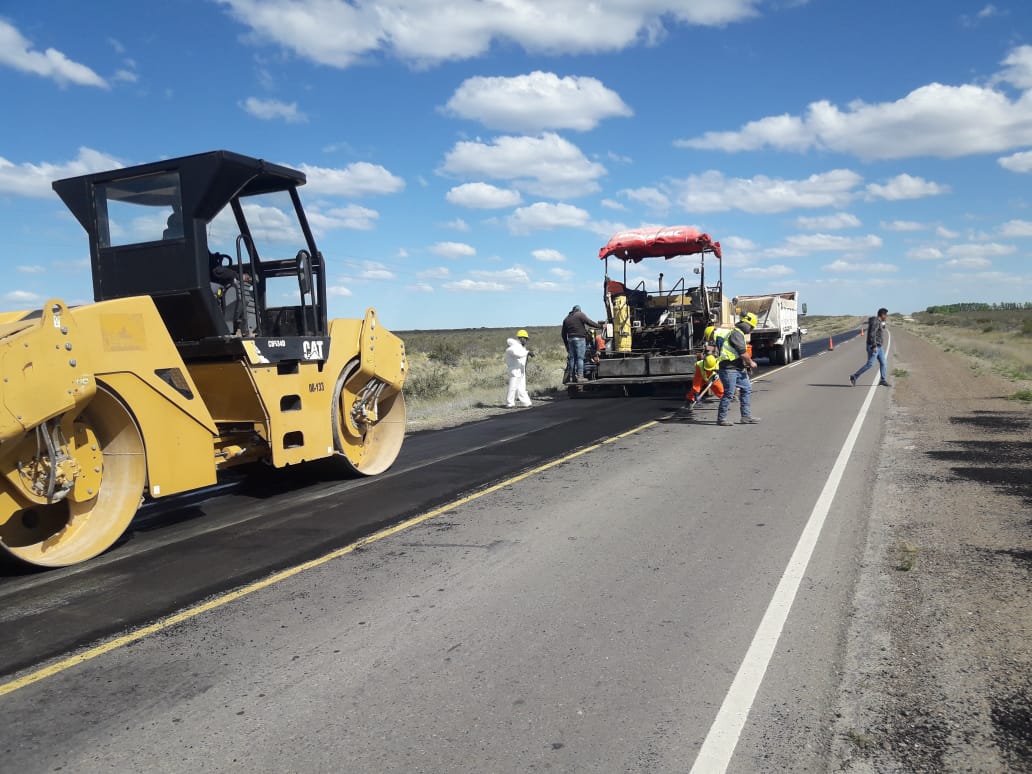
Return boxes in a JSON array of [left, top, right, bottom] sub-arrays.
[[562, 305, 603, 383], [716, 313, 761, 427], [504, 330, 533, 408], [850, 307, 891, 387]]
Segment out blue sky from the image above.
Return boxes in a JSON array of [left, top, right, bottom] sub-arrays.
[[2, 1, 1031, 330]]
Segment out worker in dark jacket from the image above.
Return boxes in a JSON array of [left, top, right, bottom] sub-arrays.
[[716, 313, 761, 426], [850, 307, 890, 387], [562, 305, 603, 383]]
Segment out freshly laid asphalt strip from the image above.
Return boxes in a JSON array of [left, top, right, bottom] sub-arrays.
[[0, 394, 668, 680], [0, 333, 845, 682]]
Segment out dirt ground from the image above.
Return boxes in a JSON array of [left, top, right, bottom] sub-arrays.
[[831, 329, 1032, 772]]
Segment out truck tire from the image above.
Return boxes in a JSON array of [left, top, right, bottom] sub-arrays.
[[791, 336, 802, 361]]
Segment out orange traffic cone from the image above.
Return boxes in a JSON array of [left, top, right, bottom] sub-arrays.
[[828, 336, 834, 351]]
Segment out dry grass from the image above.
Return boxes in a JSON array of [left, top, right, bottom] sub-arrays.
[[399, 326, 569, 431], [899, 310, 1032, 395], [802, 315, 867, 338]]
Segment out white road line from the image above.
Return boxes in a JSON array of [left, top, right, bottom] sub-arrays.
[[689, 338, 890, 773]]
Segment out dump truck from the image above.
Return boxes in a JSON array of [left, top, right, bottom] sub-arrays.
[[577, 226, 732, 394], [733, 291, 806, 365], [0, 150, 407, 567]]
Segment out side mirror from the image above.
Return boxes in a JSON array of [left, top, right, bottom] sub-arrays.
[[297, 250, 313, 296], [801, 302, 808, 315]]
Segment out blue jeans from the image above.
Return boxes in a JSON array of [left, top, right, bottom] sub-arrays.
[[852, 346, 887, 382], [567, 337, 587, 377], [717, 367, 752, 421]]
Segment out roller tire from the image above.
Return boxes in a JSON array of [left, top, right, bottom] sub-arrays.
[[0, 386, 146, 568], [330, 359, 406, 476]]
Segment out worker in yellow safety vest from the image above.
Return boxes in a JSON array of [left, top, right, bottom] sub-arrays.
[[716, 312, 761, 426]]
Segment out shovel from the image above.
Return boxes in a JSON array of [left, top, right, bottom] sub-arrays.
[[679, 374, 719, 415]]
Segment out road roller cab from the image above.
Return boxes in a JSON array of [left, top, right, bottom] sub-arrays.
[[52, 150, 329, 355]]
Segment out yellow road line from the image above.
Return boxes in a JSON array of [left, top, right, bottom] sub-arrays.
[[0, 418, 659, 698]]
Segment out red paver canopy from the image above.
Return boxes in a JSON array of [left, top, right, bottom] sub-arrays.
[[598, 226, 721, 262]]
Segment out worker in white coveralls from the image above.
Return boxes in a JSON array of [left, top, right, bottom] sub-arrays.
[[504, 329, 533, 408]]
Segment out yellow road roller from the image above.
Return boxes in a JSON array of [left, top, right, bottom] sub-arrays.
[[0, 150, 407, 567]]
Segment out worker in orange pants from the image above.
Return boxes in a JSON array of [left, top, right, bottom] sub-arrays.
[[683, 354, 724, 415]]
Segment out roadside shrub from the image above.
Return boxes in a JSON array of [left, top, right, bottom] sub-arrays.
[[405, 366, 451, 400], [469, 371, 505, 390], [1021, 319, 1032, 336], [427, 340, 463, 366]]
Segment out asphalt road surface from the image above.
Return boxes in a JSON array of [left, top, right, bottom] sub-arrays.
[[0, 331, 888, 773]]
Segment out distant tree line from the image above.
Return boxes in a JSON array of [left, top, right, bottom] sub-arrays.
[[925, 302, 1032, 313]]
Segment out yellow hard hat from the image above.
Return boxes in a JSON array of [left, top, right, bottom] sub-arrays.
[[703, 354, 718, 370], [704, 325, 715, 340], [741, 312, 758, 328], [516, 329, 529, 338]]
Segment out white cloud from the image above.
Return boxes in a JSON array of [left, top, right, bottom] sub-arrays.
[[866, 174, 949, 201], [998, 150, 1032, 172], [823, 259, 898, 273], [327, 285, 353, 297], [439, 133, 606, 198], [0, 147, 123, 198], [430, 241, 476, 259], [443, 279, 506, 292], [600, 198, 626, 211], [241, 96, 307, 123], [3, 290, 42, 304], [530, 280, 562, 291], [216, 0, 761, 68], [359, 261, 396, 280], [907, 246, 944, 260], [767, 233, 882, 258], [443, 218, 470, 231], [444, 71, 631, 132], [671, 169, 862, 214], [418, 267, 450, 279], [675, 45, 1032, 161], [738, 265, 793, 277], [999, 219, 1032, 237], [469, 266, 531, 284], [506, 202, 591, 235], [996, 44, 1032, 90], [531, 248, 566, 262], [622, 186, 670, 212], [16, 265, 46, 274], [881, 220, 926, 232], [942, 257, 992, 269], [719, 236, 755, 252], [299, 161, 404, 197], [944, 242, 1017, 258], [0, 20, 107, 88], [306, 204, 380, 232], [550, 267, 575, 280], [796, 213, 861, 230], [445, 182, 522, 209], [408, 282, 434, 293], [113, 69, 138, 83]]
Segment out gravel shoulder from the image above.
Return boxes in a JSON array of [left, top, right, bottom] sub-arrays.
[[831, 328, 1032, 772]]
